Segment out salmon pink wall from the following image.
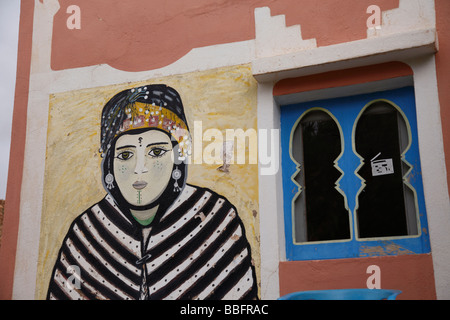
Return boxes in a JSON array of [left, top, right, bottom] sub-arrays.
[[279, 254, 436, 300], [0, 0, 34, 300], [273, 62, 413, 96], [50, 0, 398, 71]]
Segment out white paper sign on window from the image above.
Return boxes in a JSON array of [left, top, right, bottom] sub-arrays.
[[371, 153, 394, 177]]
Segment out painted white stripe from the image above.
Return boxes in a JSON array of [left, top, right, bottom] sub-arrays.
[[80, 213, 141, 276], [160, 222, 244, 300], [146, 190, 214, 250], [53, 269, 85, 300], [161, 185, 197, 219], [72, 224, 138, 293], [65, 237, 135, 300], [90, 205, 141, 256], [59, 252, 109, 300], [146, 206, 235, 278], [222, 267, 255, 300], [196, 247, 249, 300]]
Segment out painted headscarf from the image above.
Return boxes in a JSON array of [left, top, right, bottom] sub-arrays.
[[99, 84, 191, 212], [99, 84, 191, 159]]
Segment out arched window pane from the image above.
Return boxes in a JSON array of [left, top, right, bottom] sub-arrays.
[[355, 101, 419, 238], [292, 110, 350, 242]]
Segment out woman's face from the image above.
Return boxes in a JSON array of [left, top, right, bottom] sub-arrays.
[[113, 130, 174, 207]]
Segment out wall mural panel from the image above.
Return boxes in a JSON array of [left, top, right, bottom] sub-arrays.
[[36, 65, 260, 300]]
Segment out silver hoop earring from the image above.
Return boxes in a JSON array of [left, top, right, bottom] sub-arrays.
[[105, 172, 114, 189], [172, 166, 182, 192]]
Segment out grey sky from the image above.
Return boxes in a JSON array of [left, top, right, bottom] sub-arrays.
[[0, 0, 20, 199]]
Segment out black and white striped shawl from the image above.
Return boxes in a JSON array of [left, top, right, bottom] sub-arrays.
[[47, 184, 258, 300]]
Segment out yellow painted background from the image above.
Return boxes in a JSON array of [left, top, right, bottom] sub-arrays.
[[36, 65, 260, 299]]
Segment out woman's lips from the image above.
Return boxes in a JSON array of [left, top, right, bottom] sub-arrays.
[[132, 181, 148, 190]]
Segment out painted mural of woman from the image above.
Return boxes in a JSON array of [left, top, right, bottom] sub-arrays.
[[47, 84, 258, 300]]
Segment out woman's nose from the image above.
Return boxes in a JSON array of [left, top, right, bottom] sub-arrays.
[[134, 154, 149, 174]]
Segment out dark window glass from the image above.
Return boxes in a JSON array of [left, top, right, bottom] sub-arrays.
[[292, 110, 350, 242], [355, 101, 418, 238]]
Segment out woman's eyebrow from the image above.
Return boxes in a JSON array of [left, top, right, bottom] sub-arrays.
[[116, 145, 136, 151], [146, 142, 169, 148]]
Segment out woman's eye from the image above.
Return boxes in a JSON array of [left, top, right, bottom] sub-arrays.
[[148, 148, 167, 158], [117, 151, 134, 160]]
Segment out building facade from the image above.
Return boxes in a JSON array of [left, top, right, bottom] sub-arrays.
[[1, 0, 449, 300]]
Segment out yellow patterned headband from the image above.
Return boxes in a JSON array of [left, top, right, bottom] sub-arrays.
[[100, 85, 191, 160], [118, 101, 191, 158]]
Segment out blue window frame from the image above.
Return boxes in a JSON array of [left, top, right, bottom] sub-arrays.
[[280, 87, 430, 261]]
